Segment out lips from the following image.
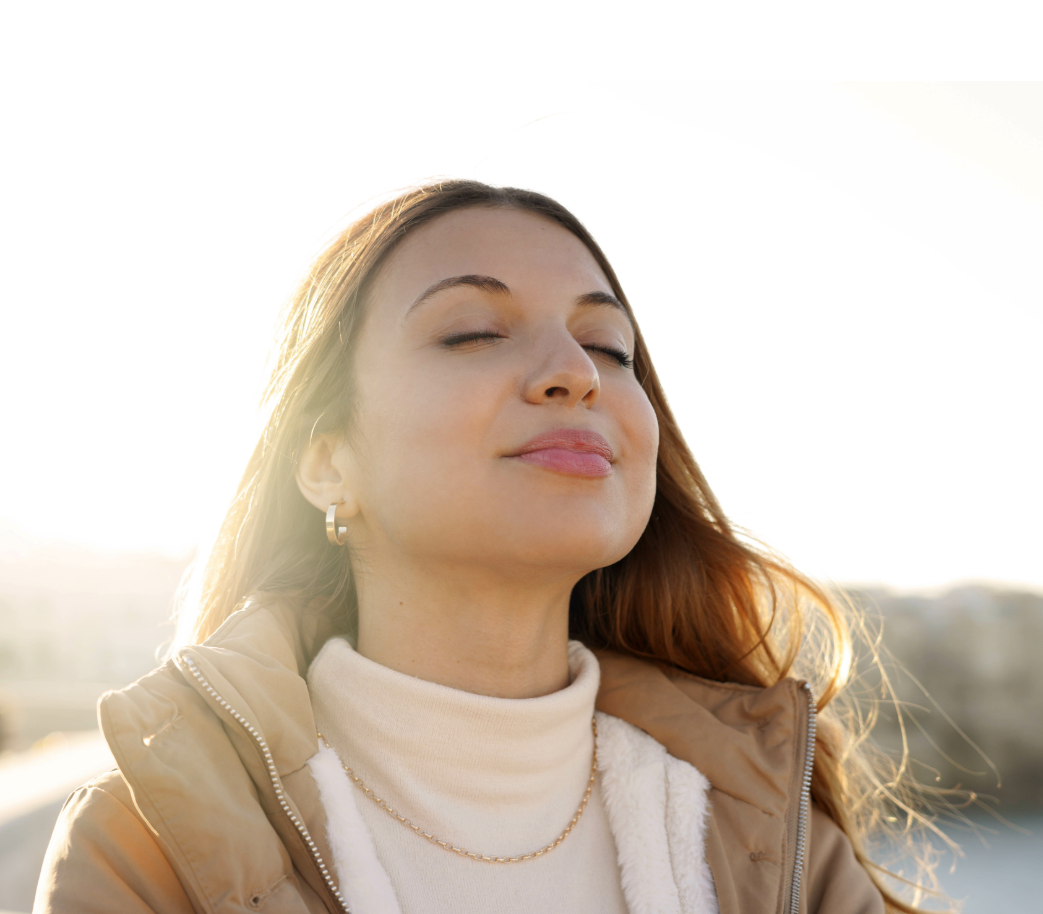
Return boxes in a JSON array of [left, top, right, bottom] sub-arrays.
[[508, 428, 613, 478]]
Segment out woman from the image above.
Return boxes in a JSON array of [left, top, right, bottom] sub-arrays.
[[36, 182, 914, 913]]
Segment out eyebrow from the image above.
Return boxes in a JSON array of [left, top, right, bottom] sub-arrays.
[[574, 290, 633, 328], [405, 274, 634, 329], [406, 275, 511, 315]]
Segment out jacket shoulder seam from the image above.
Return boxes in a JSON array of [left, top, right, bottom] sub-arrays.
[[665, 666, 806, 696]]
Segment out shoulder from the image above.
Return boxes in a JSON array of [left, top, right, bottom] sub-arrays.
[[35, 770, 195, 914], [806, 804, 885, 914]]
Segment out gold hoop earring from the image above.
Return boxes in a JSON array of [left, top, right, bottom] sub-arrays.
[[326, 503, 348, 545]]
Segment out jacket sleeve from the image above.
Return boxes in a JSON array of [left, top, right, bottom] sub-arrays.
[[34, 774, 196, 914], [805, 804, 885, 914]]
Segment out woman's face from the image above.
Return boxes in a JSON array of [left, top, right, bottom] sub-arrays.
[[336, 206, 659, 582]]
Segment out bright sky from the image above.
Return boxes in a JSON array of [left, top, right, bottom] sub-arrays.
[[1, 10, 1040, 591]]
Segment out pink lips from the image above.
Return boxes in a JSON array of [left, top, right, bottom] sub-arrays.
[[509, 428, 613, 478]]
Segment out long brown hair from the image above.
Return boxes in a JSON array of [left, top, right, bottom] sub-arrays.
[[178, 180, 949, 912]]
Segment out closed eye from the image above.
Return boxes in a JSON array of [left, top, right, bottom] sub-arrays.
[[441, 332, 633, 369], [441, 330, 505, 348], [585, 344, 634, 370]]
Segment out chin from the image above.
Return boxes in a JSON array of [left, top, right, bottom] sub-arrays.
[[470, 504, 644, 574], [389, 480, 652, 575]]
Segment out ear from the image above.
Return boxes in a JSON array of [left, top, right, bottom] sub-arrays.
[[296, 434, 361, 520]]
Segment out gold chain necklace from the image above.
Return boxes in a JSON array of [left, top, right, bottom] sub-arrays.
[[317, 716, 598, 864]]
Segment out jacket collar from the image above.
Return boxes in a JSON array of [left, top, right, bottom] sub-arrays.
[[101, 600, 348, 912], [594, 650, 805, 819]]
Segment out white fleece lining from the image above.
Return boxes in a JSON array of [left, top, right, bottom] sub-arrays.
[[306, 741, 402, 914], [596, 712, 718, 914], [665, 751, 719, 914], [308, 718, 717, 914]]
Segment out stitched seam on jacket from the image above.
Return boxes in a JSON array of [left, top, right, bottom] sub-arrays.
[[249, 873, 289, 909], [662, 667, 765, 694], [709, 785, 781, 818]]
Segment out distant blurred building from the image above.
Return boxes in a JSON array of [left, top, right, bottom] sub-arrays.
[[0, 537, 186, 748], [847, 585, 1043, 810]]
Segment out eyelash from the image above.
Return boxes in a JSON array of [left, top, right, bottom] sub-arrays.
[[440, 331, 634, 370], [589, 344, 634, 370]]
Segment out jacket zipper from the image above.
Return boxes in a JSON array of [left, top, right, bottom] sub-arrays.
[[179, 653, 351, 914], [788, 682, 817, 914]]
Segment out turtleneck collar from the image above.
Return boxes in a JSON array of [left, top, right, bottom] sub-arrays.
[[307, 638, 599, 858]]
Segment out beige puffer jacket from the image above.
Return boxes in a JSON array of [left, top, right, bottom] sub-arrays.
[[34, 600, 883, 914]]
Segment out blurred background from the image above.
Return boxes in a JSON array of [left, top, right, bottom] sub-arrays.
[[1, 3, 1041, 910]]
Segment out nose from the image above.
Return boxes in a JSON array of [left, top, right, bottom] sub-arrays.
[[521, 329, 600, 408]]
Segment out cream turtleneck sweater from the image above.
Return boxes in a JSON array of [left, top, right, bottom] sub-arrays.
[[308, 638, 629, 914]]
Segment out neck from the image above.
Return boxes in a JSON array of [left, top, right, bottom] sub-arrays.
[[353, 559, 576, 699]]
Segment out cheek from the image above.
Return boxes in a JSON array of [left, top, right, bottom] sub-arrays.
[[353, 365, 502, 515], [621, 389, 660, 502]]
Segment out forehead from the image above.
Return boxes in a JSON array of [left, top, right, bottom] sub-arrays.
[[370, 206, 613, 310]]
